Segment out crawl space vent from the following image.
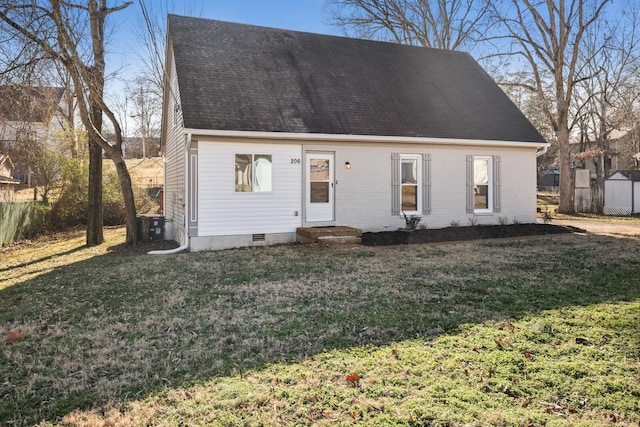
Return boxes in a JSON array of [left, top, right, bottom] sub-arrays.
[[252, 234, 266, 242]]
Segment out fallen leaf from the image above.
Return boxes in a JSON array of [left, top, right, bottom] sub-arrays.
[[4, 331, 24, 344], [346, 372, 360, 384]]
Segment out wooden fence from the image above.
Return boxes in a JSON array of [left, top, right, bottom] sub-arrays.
[[0, 201, 49, 246]]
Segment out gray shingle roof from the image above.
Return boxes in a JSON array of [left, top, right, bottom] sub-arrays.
[[168, 15, 546, 144], [614, 170, 640, 181]]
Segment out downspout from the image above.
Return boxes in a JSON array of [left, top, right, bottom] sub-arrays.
[[148, 132, 191, 255]]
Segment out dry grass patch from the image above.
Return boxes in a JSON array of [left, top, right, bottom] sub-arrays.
[[1, 230, 639, 426]]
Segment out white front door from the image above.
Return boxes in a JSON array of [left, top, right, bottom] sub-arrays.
[[305, 152, 334, 222]]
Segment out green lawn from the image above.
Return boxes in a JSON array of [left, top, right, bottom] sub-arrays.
[[1, 227, 639, 426]]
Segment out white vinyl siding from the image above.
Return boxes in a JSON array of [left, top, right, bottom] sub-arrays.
[[162, 48, 186, 243], [198, 142, 302, 235]]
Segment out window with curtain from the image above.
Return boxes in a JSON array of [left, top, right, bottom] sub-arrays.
[[235, 154, 272, 192], [466, 155, 499, 214], [401, 157, 420, 212], [474, 157, 490, 210]]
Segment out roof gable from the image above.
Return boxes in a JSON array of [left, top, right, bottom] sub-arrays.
[[610, 170, 640, 181], [167, 15, 546, 144]]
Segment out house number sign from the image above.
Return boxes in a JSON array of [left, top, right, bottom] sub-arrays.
[[290, 158, 301, 164]]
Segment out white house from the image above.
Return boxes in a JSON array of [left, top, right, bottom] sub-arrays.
[[161, 15, 548, 252]]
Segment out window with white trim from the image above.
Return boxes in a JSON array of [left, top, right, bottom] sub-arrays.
[[235, 154, 272, 192], [466, 155, 501, 214], [391, 153, 431, 216], [474, 156, 492, 211], [401, 155, 421, 213]]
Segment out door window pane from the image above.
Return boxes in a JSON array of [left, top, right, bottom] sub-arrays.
[[310, 159, 330, 180], [310, 182, 329, 203], [309, 158, 330, 203]]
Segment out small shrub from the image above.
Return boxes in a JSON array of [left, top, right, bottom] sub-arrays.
[[512, 217, 521, 225], [50, 159, 88, 228], [498, 216, 509, 225], [25, 202, 52, 237], [449, 220, 460, 228], [468, 217, 479, 227], [402, 212, 422, 231]]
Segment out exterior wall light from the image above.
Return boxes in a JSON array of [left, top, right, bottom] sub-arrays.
[[345, 161, 352, 169]]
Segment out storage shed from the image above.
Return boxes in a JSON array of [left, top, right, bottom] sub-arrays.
[[604, 170, 640, 215]]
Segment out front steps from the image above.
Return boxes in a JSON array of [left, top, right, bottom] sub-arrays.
[[296, 226, 362, 245]]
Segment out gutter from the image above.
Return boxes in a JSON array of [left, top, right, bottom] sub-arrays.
[[536, 145, 548, 158], [183, 128, 549, 149]]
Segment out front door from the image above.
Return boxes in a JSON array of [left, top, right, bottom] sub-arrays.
[[305, 152, 334, 222]]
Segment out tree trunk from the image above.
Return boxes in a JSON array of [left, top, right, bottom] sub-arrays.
[[111, 150, 138, 245], [86, 103, 104, 246], [594, 152, 605, 215], [557, 127, 575, 214]]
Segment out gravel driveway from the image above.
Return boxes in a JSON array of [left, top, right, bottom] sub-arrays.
[[553, 219, 640, 237]]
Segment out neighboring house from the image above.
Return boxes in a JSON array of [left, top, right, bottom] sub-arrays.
[[604, 170, 640, 215], [161, 15, 547, 251], [0, 154, 20, 202], [0, 86, 69, 185], [571, 128, 640, 179], [613, 128, 640, 170]]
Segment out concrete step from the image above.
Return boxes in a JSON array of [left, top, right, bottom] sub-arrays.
[[317, 235, 362, 246], [296, 226, 362, 244]]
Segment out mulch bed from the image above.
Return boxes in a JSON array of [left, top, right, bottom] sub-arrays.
[[361, 223, 583, 246]]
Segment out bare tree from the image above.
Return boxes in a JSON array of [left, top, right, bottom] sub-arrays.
[[491, 0, 612, 214], [0, 1, 140, 245], [128, 76, 160, 158], [571, 5, 640, 212], [329, 0, 492, 50]]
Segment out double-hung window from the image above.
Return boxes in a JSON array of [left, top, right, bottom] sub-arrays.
[[235, 154, 272, 192], [474, 156, 492, 211], [466, 155, 501, 214], [401, 155, 421, 213], [391, 153, 431, 216]]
